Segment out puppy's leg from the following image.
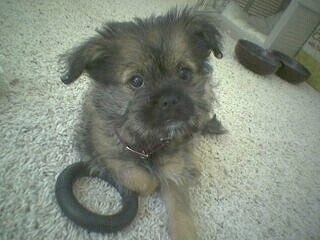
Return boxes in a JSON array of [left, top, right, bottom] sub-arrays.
[[89, 115, 159, 196], [107, 159, 159, 196], [118, 164, 159, 196], [161, 183, 197, 240], [201, 114, 227, 135]]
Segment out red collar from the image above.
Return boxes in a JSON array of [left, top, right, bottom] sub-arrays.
[[114, 128, 171, 159]]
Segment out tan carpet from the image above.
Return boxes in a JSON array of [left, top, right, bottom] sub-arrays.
[[1, 1, 320, 239]]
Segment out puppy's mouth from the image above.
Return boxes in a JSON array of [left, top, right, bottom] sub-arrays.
[[159, 109, 192, 128], [164, 119, 185, 136], [165, 119, 184, 129]]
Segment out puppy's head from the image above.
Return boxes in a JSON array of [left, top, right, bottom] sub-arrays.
[[61, 7, 222, 140]]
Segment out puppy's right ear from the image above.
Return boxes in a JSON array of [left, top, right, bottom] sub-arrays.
[[60, 37, 107, 84]]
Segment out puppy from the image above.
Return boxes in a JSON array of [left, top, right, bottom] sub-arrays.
[[61, 6, 225, 240]]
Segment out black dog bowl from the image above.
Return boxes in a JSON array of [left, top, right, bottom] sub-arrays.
[[235, 39, 281, 75], [272, 50, 311, 84]]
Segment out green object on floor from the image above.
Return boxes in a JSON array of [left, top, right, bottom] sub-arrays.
[[296, 51, 320, 92]]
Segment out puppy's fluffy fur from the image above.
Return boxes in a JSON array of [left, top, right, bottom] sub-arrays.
[[61, 6, 225, 240]]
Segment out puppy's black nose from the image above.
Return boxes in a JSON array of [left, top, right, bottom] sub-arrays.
[[158, 92, 180, 110]]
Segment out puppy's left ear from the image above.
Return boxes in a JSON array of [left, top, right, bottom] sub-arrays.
[[187, 10, 223, 59]]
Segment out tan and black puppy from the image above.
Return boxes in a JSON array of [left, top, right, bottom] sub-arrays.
[[61, 6, 225, 240]]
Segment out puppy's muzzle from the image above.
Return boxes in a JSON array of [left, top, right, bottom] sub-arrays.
[[158, 91, 180, 110], [153, 89, 193, 124]]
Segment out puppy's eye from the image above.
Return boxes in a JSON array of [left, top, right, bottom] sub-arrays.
[[129, 75, 144, 89], [179, 67, 192, 81]]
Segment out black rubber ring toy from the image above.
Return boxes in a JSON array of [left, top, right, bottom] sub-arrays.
[[55, 162, 139, 233]]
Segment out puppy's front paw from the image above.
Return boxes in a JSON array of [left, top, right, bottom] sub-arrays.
[[169, 215, 197, 240], [119, 168, 159, 195]]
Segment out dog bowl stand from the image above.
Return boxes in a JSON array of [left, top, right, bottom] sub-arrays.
[[220, 0, 320, 57], [263, 0, 320, 57]]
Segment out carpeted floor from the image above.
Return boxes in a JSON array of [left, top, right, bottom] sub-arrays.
[[1, 1, 320, 240]]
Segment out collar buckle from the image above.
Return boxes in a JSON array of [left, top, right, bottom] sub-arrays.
[[115, 127, 170, 160]]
